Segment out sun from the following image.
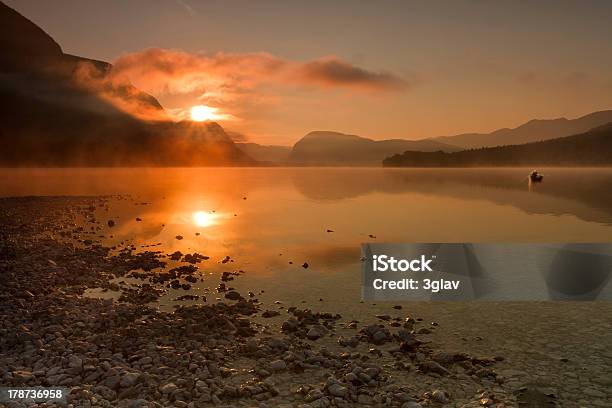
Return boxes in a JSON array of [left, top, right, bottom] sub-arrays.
[[190, 105, 224, 122], [192, 211, 217, 228]]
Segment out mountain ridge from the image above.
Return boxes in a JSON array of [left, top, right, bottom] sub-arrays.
[[289, 130, 461, 166], [429, 110, 612, 149], [0, 1, 253, 166], [384, 123, 612, 167]]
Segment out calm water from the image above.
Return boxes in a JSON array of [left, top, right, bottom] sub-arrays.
[[1, 167, 611, 308]]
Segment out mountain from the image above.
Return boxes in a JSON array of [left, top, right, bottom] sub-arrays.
[[0, 1, 252, 166], [236, 143, 291, 164], [383, 123, 612, 167], [289, 131, 461, 166], [430, 111, 612, 149]]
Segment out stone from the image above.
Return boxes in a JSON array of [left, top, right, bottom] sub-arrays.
[[372, 330, 388, 344], [68, 355, 83, 369], [307, 325, 327, 340], [12, 370, 33, 381], [270, 360, 287, 371], [225, 290, 242, 300], [159, 382, 178, 394], [93, 385, 116, 401], [327, 383, 348, 398], [120, 372, 140, 387], [431, 389, 449, 403]]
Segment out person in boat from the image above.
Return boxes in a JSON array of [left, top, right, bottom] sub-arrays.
[[529, 170, 543, 182]]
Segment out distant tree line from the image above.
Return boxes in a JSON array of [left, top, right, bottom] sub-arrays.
[[383, 124, 612, 167]]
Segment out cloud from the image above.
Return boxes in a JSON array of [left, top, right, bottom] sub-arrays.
[[110, 49, 289, 96], [295, 57, 408, 91], [70, 60, 170, 121], [68, 48, 407, 123], [110, 48, 406, 93]]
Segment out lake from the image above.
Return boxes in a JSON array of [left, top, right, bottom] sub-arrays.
[[1, 167, 611, 308]]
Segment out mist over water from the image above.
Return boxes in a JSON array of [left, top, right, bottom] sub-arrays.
[[1, 167, 611, 308]]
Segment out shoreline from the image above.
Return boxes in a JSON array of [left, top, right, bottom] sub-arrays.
[[1, 196, 611, 407]]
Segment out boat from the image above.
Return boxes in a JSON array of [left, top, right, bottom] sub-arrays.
[[529, 170, 544, 182]]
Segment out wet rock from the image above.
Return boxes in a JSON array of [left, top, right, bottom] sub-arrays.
[[281, 318, 299, 332], [225, 290, 242, 300], [431, 389, 450, 403], [169, 251, 183, 261], [361, 324, 391, 345], [307, 325, 328, 340], [419, 361, 451, 376], [432, 351, 454, 365], [338, 336, 359, 348], [183, 252, 209, 263]]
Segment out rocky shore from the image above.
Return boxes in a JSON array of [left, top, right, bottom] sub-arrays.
[[0, 197, 609, 407]]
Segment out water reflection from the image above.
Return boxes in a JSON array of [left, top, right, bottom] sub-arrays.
[[192, 211, 218, 228], [1, 167, 611, 306], [290, 168, 612, 225]]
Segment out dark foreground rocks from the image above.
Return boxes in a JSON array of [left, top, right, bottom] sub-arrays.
[[0, 197, 520, 407]]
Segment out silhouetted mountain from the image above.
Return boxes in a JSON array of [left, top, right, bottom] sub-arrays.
[[236, 143, 291, 164], [0, 1, 252, 166], [289, 131, 460, 166], [0, 1, 62, 73], [430, 111, 612, 149], [383, 123, 612, 167]]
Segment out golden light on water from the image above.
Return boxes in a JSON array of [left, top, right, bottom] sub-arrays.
[[192, 210, 217, 227]]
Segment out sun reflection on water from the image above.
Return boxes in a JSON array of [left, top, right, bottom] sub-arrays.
[[192, 210, 218, 228]]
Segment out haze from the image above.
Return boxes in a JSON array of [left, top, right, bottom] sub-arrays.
[[7, 0, 612, 145]]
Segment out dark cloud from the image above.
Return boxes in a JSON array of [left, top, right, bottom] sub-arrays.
[[297, 58, 408, 91]]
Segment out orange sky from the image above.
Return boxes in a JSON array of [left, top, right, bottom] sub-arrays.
[[7, 0, 612, 145]]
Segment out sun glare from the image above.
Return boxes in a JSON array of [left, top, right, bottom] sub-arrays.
[[192, 211, 217, 228], [190, 105, 225, 122]]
